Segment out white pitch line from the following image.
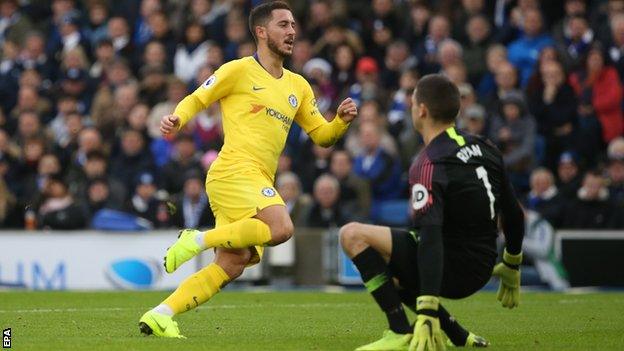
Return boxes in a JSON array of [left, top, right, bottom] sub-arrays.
[[0, 302, 369, 314]]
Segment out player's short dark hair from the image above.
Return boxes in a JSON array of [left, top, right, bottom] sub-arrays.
[[415, 74, 460, 124], [248, 1, 292, 42]]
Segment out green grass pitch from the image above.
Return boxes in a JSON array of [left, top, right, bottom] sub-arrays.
[[1, 290, 623, 350]]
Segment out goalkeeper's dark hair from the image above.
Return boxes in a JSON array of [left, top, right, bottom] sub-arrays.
[[248, 1, 292, 42], [414, 74, 460, 124]]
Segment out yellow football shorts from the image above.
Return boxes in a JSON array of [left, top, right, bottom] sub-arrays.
[[205, 172, 284, 266]]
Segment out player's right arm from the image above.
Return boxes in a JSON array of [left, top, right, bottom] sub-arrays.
[[160, 61, 239, 135]]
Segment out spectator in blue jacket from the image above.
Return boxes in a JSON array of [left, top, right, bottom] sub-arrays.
[[507, 8, 554, 86], [353, 121, 403, 207]]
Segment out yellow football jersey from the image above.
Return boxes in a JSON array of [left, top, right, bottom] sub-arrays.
[[174, 56, 346, 181]]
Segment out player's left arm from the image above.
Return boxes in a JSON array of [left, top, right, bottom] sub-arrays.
[[294, 78, 356, 147], [492, 166, 525, 309], [409, 166, 446, 351]]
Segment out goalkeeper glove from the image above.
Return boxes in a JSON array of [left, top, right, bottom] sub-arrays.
[[492, 249, 522, 309], [409, 296, 446, 351]]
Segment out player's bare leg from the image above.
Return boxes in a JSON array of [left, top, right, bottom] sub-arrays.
[[140, 248, 253, 338], [164, 205, 293, 274], [254, 204, 294, 245], [340, 222, 488, 348]]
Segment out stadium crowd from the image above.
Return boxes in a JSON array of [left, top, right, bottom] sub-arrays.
[[1, 0, 624, 231]]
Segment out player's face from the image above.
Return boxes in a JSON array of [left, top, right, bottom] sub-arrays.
[[410, 92, 425, 132], [265, 9, 296, 58]]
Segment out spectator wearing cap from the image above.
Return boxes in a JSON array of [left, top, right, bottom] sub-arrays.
[[489, 92, 536, 193], [170, 170, 214, 229], [110, 129, 156, 192], [562, 170, 624, 229], [525, 167, 565, 228], [160, 134, 203, 196], [58, 64, 94, 114], [348, 56, 383, 107], [303, 57, 337, 113], [557, 151, 583, 202], [457, 82, 477, 118], [124, 171, 161, 226], [458, 103, 487, 136], [507, 8, 554, 86], [0, 0, 33, 45], [38, 175, 87, 230], [607, 137, 624, 205], [174, 22, 209, 84], [570, 45, 624, 144]]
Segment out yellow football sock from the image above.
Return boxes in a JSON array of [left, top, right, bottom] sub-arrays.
[[162, 263, 230, 315], [202, 218, 272, 249]]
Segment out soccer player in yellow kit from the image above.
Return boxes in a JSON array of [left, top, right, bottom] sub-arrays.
[[138, 1, 357, 338]]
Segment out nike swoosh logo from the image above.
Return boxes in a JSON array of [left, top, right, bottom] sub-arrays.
[[252, 86, 265, 91], [151, 317, 166, 333]]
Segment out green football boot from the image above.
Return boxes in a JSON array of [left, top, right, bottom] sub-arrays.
[[164, 229, 202, 273], [446, 332, 489, 347], [355, 330, 412, 351], [138, 310, 185, 339]]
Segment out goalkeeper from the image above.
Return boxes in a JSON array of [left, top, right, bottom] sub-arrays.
[[340, 74, 525, 351]]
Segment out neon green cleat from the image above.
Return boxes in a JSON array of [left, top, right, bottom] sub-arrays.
[[446, 332, 489, 347], [164, 229, 202, 273], [138, 310, 185, 339], [355, 330, 412, 351]]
